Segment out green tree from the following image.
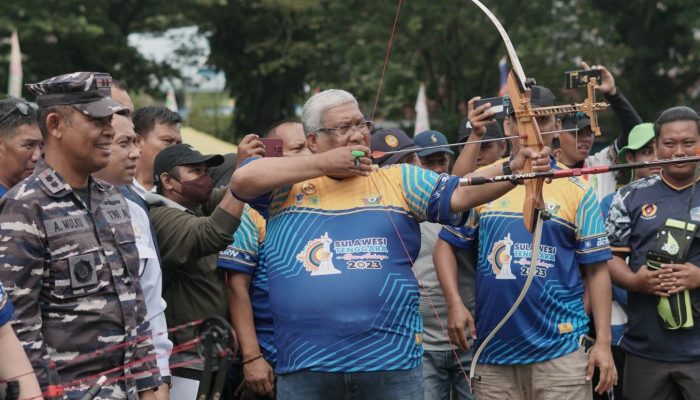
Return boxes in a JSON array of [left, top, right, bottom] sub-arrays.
[[0, 0, 181, 98]]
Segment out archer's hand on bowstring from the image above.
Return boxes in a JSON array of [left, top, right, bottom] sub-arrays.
[[321, 145, 372, 178], [587, 341, 617, 394], [580, 61, 617, 96], [659, 262, 700, 294], [447, 303, 476, 352], [509, 146, 552, 175]]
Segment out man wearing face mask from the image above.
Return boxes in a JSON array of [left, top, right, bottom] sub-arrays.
[[147, 143, 245, 398]]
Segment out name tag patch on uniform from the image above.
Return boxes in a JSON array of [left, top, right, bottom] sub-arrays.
[[69, 254, 98, 289], [102, 206, 130, 225], [44, 215, 90, 237]]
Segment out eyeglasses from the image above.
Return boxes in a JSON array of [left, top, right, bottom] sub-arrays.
[[0, 102, 38, 124], [317, 121, 374, 136]]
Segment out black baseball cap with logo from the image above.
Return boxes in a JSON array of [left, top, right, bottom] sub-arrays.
[[370, 128, 420, 167], [154, 144, 225, 184], [26, 72, 127, 118]]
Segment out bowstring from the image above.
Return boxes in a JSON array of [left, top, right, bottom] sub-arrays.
[[366, 0, 472, 387], [0, 318, 208, 387], [365, 173, 472, 387], [370, 0, 404, 123]]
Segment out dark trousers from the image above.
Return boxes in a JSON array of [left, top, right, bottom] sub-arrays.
[[623, 353, 700, 400]]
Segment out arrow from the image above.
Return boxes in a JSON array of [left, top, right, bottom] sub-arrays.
[[460, 154, 700, 186], [369, 128, 579, 159]]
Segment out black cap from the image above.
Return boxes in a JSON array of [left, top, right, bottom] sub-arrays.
[[457, 117, 504, 143], [370, 128, 419, 167], [507, 85, 557, 116], [26, 72, 127, 118], [561, 111, 592, 131], [154, 144, 225, 184]]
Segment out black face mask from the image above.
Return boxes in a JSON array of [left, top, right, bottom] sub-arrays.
[[174, 174, 214, 204]]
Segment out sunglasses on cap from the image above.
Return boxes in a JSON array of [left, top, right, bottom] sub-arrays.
[[0, 102, 39, 124], [562, 111, 587, 123]]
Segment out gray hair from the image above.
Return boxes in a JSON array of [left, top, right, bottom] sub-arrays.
[[302, 89, 358, 133]]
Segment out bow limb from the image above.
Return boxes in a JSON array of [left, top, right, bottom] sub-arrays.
[[468, 0, 547, 383]]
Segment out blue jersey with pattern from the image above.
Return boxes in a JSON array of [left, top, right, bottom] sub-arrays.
[[242, 162, 465, 373], [607, 174, 700, 362], [0, 281, 13, 326], [217, 205, 276, 362], [440, 160, 611, 365]]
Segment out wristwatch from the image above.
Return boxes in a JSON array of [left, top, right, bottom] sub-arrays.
[[161, 375, 172, 388]]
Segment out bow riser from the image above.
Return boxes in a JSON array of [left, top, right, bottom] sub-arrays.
[[508, 70, 545, 233]]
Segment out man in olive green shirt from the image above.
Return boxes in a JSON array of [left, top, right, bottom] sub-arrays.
[[147, 143, 244, 398]]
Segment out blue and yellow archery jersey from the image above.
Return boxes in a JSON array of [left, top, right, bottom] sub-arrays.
[[217, 205, 277, 362], [243, 162, 465, 374], [440, 160, 611, 365]]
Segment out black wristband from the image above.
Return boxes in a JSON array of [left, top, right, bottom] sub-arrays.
[[242, 354, 264, 365], [501, 161, 523, 186]]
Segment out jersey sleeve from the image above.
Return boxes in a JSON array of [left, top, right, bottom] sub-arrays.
[[574, 186, 612, 265], [231, 157, 273, 213], [400, 164, 466, 226], [606, 187, 633, 254], [217, 206, 264, 274], [438, 210, 479, 250]]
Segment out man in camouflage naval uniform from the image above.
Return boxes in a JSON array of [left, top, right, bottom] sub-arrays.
[[0, 72, 160, 399]]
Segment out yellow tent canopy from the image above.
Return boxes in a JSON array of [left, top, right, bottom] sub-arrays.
[[181, 126, 238, 155]]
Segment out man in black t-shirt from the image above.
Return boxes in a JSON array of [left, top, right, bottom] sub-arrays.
[[607, 106, 700, 399]]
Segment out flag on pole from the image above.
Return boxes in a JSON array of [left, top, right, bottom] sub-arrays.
[[8, 29, 22, 98], [165, 81, 178, 112], [414, 82, 430, 136], [497, 56, 508, 97]]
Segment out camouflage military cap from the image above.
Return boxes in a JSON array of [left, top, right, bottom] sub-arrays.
[[25, 72, 127, 118]]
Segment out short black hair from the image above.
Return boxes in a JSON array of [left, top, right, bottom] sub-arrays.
[[132, 106, 182, 137], [0, 98, 39, 138], [155, 166, 181, 195], [653, 106, 700, 138], [265, 119, 301, 138], [37, 105, 73, 138]]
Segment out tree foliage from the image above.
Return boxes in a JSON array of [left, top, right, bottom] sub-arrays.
[[194, 0, 699, 141], [0, 0, 182, 98], [1, 1, 698, 143]]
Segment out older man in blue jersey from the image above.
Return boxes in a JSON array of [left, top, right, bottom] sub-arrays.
[[230, 89, 551, 400]]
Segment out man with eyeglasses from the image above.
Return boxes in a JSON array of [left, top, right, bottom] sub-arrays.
[[0, 99, 42, 197], [0, 72, 160, 399], [230, 89, 551, 400]]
